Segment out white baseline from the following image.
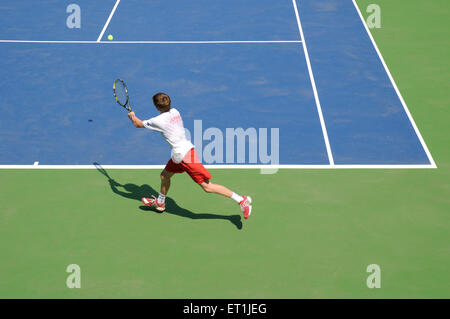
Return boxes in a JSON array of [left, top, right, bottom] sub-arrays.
[[0, 164, 435, 169]]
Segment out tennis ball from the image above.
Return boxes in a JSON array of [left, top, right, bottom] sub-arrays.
[[107, 34, 113, 41]]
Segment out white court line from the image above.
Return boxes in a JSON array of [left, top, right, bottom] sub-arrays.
[[292, 0, 335, 166], [0, 40, 302, 44], [0, 164, 436, 169], [97, 0, 121, 42], [352, 0, 437, 168]]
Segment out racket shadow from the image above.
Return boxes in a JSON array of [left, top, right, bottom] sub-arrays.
[[94, 163, 242, 230]]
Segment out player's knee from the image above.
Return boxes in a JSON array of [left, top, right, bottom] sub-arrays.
[[160, 172, 169, 181], [201, 182, 212, 193]]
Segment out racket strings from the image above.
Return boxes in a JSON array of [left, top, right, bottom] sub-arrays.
[[114, 80, 128, 106]]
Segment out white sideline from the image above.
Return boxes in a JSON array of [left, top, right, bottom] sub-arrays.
[[97, 0, 121, 42], [351, 0, 436, 168], [292, 0, 335, 165]]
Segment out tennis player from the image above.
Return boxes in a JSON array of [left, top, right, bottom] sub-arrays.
[[127, 93, 252, 219]]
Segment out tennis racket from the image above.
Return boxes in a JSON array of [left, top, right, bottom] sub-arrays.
[[94, 162, 121, 187], [93, 162, 111, 179], [113, 78, 132, 112]]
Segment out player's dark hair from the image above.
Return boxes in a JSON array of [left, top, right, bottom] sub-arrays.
[[152, 93, 171, 112]]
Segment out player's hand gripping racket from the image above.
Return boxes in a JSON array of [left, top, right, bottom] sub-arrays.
[[113, 78, 132, 113]]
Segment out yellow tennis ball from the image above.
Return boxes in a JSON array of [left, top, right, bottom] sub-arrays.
[[107, 34, 113, 41]]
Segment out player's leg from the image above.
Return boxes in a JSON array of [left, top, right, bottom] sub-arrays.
[[199, 180, 232, 197], [199, 180, 252, 219], [184, 148, 253, 219], [160, 169, 174, 196], [142, 160, 180, 211], [150, 169, 175, 210]]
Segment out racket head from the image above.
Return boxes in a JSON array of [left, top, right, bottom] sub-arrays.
[[113, 78, 131, 111], [93, 162, 110, 179]]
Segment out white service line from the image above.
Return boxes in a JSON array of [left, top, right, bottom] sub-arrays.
[[101, 40, 302, 44], [0, 40, 301, 44], [292, 0, 335, 166], [0, 164, 436, 169], [351, 0, 437, 168], [97, 0, 121, 42]]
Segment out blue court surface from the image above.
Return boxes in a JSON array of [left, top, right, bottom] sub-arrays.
[[0, 0, 435, 167]]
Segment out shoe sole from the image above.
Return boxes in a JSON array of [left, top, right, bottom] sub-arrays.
[[245, 196, 252, 219], [142, 198, 165, 212]]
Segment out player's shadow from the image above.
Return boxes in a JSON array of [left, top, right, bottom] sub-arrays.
[[94, 163, 242, 230]]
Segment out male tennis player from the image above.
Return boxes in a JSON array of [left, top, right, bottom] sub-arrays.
[[127, 93, 252, 219]]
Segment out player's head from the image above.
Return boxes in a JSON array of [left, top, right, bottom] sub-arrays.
[[152, 93, 171, 113]]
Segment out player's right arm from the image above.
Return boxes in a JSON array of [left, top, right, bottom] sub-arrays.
[[128, 112, 144, 128]]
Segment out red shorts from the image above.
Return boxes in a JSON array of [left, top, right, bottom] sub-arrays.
[[164, 148, 212, 184]]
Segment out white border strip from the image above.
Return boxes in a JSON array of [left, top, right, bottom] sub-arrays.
[[292, 0, 335, 165], [0, 164, 435, 169], [0, 40, 302, 44], [97, 0, 121, 42], [352, 0, 436, 168]]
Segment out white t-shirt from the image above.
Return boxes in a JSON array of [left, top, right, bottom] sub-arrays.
[[142, 108, 194, 164]]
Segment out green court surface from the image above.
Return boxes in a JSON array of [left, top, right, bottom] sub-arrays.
[[0, 0, 449, 298]]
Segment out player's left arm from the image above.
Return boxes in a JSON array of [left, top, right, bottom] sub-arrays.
[[128, 112, 144, 128]]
